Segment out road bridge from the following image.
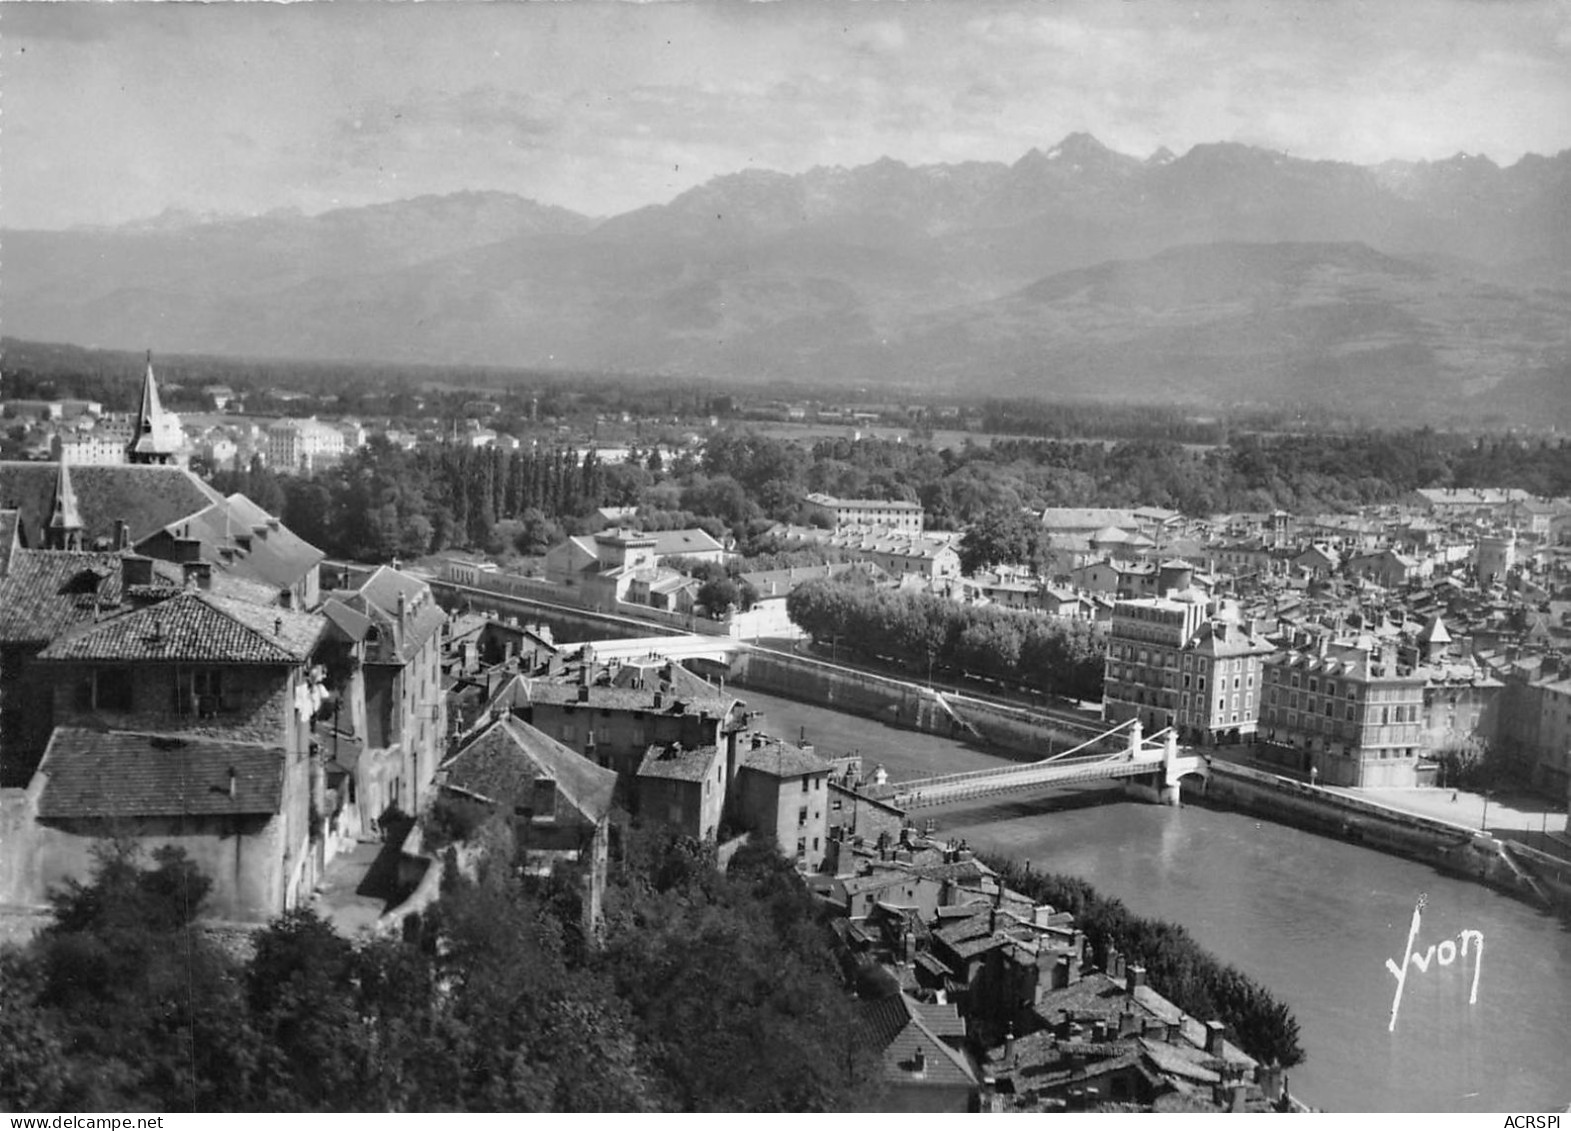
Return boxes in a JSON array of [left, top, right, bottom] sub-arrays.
[[557, 634, 746, 664], [891, 720, 1209, 810]]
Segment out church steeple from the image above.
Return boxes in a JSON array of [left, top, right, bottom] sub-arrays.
[[45, 453, 84, 551], [127, 349, 176, 465]]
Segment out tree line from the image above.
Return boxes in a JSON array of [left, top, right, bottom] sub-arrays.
[[980, 855, 1305, 1070], [786, 577, 1106, 701], [0, 834, 885, 1113]]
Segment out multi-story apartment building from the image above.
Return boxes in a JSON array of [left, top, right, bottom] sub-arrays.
[[804, 492, 924, 535], [501, 657, 744, 779], [319, 565, 448, 833], [1103, 595, 1275, 744], [266, 417, 347, 474], [732, 733, 830, 871], [7, 580, 330, 919], [1258, 638, 1427, 788]]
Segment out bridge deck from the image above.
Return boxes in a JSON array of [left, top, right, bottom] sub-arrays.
[[893, 748, 1208, 809]]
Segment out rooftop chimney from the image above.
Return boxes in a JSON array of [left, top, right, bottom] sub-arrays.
[[577, 684, 590, 703], [182, 561, 212, 591], [1126, 964, 1147, 995], [227, 767, 237, 799], [113, 519, 130, 551], [121, 554, 154, 589], [1204, 1019, 1227, 1054]]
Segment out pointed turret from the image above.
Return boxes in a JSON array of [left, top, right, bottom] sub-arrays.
[[45, 453, 84, 550], [127, 350, 177, 465], [1417, 613, 1452, 661]]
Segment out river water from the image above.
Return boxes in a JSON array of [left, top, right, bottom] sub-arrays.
[[739, 685, 1571, 1113]]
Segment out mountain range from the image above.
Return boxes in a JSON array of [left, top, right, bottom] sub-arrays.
[[4, 134, 1568, 420]]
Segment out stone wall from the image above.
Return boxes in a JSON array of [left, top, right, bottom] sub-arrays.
[[729, 648, 1108, 761], [1197, 762, 1559, 907]]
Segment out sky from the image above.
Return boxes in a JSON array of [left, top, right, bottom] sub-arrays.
[[4, 0, 1570, 230]]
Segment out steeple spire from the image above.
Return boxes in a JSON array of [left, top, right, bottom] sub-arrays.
[[127, 349, 176, 465], [46, 451, 84, 550]]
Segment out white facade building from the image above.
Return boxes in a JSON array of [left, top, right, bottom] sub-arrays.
[[266, 418, 347, 474]]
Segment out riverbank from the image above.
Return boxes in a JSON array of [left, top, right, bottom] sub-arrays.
[[1194, 761, 1571, 915]]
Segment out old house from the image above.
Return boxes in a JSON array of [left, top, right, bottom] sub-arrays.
[[1, 587, 330, 920], [318, 565, 448, 835], [436, 715, 616, 936]]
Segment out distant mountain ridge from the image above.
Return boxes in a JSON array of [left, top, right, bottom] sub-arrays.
[[4, 135, 1568, 421]]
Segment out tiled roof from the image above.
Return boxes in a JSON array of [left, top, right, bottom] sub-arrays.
[[637, 742, 722, 783], [737, 736, 829, 778], [38, 590, 324, 665], [340, 566, 447, 662], [855, 994, 979, 1090], [36, 727, 285, 818], [440, 716, 616, 824], [321, 597, 373, 642], [137, 495, 324, 592], [0, 550, 130, 643], [521, 675, 730, 718], [647, 528, 725, 557], [0, 462, 224, 547]]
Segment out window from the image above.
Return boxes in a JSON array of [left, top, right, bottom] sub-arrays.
[[1217, 697, 1226, 713], [1198, 677, 1206, 692], [1233, 676, 1241, 690], [1346, 705, 1356, 721], [93, 668, 133, 712], [798, 807, 808, 825], [1325, 701, 1334, 717], [801, 778, 810, 793], [532, 780, 556, 818], [1183, 674, 1192, 689], [796, 838, 807, 858]]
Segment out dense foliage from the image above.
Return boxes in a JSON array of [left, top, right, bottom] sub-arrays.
[[786, 577, 1105, 700], [0, 835, 882, 1112], [980, 855, 1305, 1069], [201, 418, 1571, 569]]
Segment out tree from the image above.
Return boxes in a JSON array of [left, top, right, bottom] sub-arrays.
[[697, 576, 755, 617], [960, 505, 1051, 576]]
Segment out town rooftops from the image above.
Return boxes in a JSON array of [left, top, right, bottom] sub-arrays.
[[136, 497, 324, 594], [331, 565, 447, 663], [36, 727, 285, 818], [37, 589, 326, 665], [855, 993, 979, 1090], [737, 735, 830, 779], [0, 461, 225, 548], [636, 742, 722, 783], [646, 528, 726, 557], [439, 715, 617, 824]]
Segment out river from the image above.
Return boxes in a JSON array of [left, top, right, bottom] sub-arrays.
[[738, 685, 1571, 1113]]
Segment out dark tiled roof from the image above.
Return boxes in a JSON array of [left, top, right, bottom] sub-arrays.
[[647, 528, 725, 557], [522, 679, 729, 717], [0, 462, 223, 547], [36, 727, 285, 818], [737, 736, 829, 779], [440, 716, 616, 824], [137, 497, 323, 593], [0, 550, 128, 643], [637, 742, 722, 783], [38, 590, 324, 664], [338, 566, 446, 663], [855, 993, 979, 1090]]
